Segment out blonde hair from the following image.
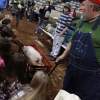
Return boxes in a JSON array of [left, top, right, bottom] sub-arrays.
[[28, 71, 50, 100], [16, 71, 50, 100], [0, 14, 13, 25]]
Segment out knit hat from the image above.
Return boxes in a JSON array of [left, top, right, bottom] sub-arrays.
[[64, 4, 71, 12]]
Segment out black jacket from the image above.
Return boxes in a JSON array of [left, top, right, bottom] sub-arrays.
[[39, 6, 51, 20]]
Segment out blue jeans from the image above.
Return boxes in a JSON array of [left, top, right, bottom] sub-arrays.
[[12, 11, 20, 23], [62, 29, 74, 46], [36, 17, 47, 34], [29, 11, 33, 22]]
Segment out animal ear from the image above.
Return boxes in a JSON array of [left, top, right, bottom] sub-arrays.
[[36, 58, 39, 63]]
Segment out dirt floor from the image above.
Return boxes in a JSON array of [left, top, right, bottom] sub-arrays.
[[5, 10, 69, 100]]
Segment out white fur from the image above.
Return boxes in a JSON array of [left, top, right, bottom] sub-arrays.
[[23, 46, 42, 66]]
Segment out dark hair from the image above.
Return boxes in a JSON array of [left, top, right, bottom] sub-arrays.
[[1, 27, 14, 38], [0, 38, 11, 65], [63, 4, 71, 13], [2, 19, 11, 25], [6, 53, 27, 83], [0, 53, 27, 96], [73, 8, 76, 11], [0, 24, 7, 31], [0, 53, 27, 82]]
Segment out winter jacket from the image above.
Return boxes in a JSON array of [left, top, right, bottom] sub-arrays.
[[39, 6, 51, 20]]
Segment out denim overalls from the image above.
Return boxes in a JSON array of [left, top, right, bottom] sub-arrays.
[[63, 17, 100, 100]]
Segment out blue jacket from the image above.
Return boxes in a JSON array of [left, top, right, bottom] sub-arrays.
[[0, 0, 7, 8], [50, 5, 55, 10]]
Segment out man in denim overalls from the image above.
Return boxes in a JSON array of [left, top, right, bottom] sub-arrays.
[[56, 0, 100, 100]]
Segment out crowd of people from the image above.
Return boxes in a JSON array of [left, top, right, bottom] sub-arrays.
[[0, 1, 51, 99], [0, 15, 50, 100], [0, 0, 100, 100], [6, 0, 56, 28]]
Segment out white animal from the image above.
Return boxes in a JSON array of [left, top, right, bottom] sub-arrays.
[[23, 46, 42, 66]]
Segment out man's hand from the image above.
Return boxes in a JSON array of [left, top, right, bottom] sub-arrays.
[[56, 42, 72, 63], [56, 55, 65, 63]]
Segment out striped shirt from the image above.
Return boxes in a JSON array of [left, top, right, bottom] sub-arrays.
[[56, 13, 72, 35]]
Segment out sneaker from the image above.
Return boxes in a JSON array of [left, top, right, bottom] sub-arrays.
[[35, 31, 37, 33], [41, 33, 43, 35]]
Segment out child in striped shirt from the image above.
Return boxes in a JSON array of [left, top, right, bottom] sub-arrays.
[[49, 4, 72, 61]]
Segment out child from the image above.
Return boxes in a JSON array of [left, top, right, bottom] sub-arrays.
[[0, 53, 27, 100], [0, 38, 11, 66], [70, 9, 76, 18], [0, 26, 15, 40], [0, 26, 17, 55], [10, 71, 50, 100], [2, 19, 12, 28], [48, 4, 72, 61], [0, 57, 5, 68], [0, 14, 13, 26]]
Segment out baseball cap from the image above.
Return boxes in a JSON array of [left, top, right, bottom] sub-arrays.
[[79, 0, 100, 5]]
